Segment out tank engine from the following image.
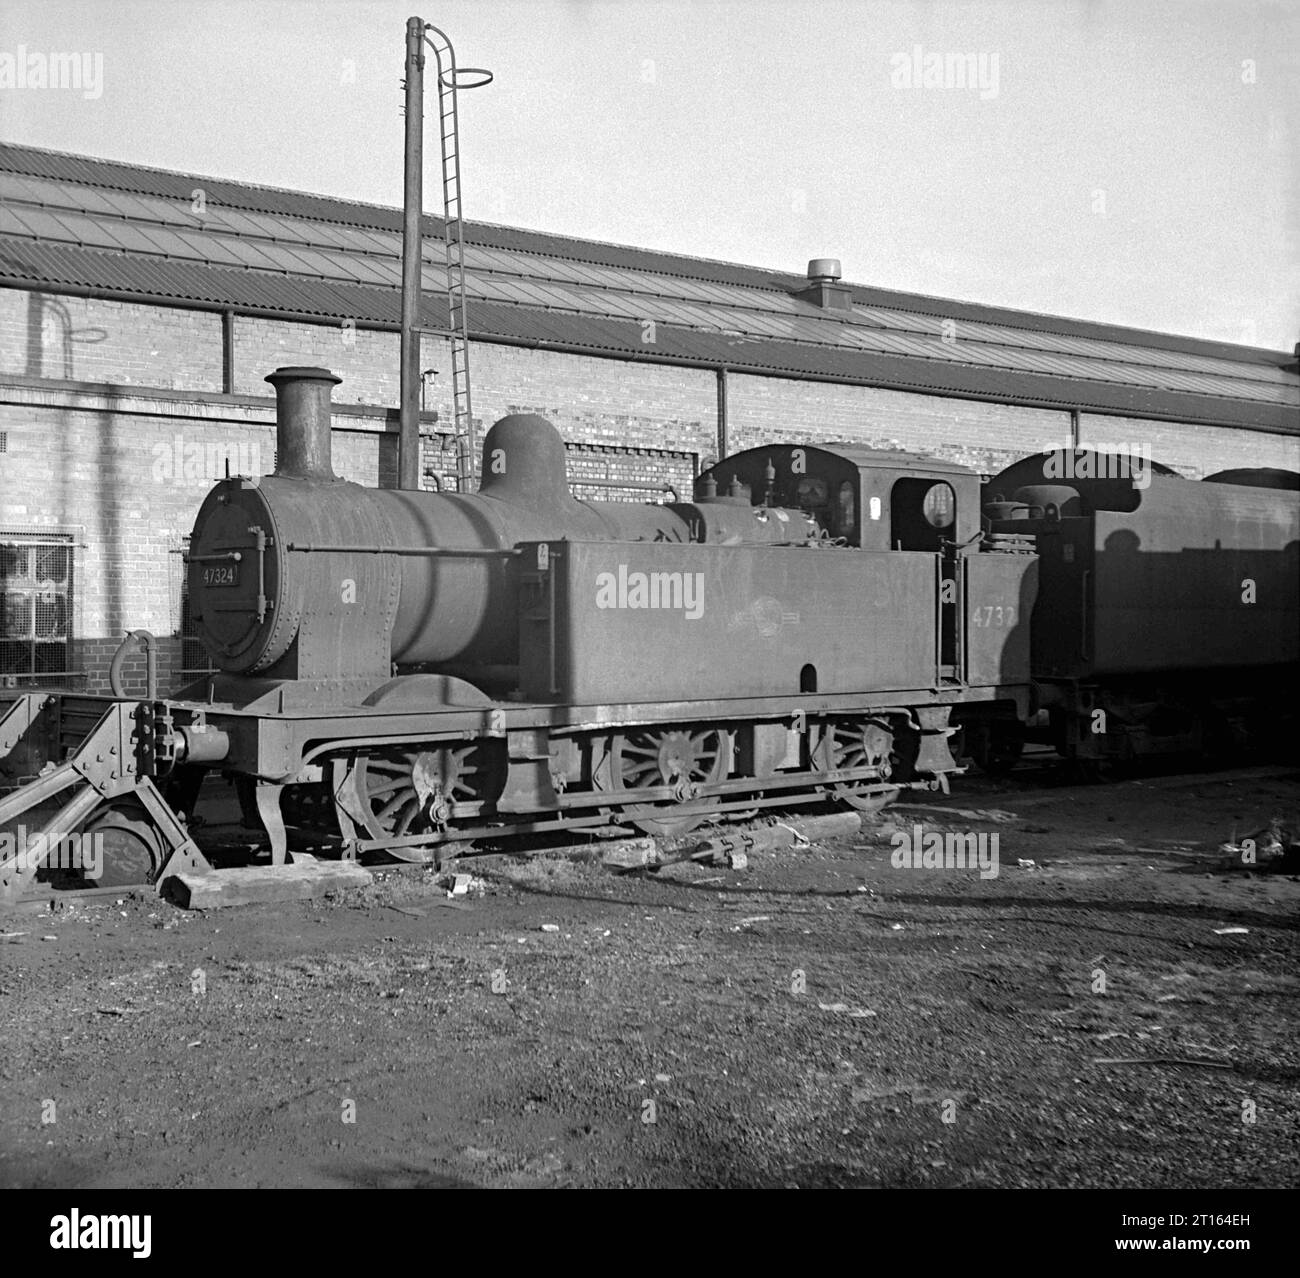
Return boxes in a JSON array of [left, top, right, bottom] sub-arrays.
[[981, 449, 1299, 771], [188, 368, 816, 690], [1, 366, 1038, 895]]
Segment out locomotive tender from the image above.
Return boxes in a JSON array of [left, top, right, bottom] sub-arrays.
[[0, 366, 1037, 896]]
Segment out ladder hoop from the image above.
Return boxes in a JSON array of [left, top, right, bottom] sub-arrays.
[[437, 66, 494, 90]]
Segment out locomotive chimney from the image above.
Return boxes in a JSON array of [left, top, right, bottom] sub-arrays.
[[266, 366, 340, 481]]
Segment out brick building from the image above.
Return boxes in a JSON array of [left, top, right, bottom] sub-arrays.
[[0, 142, 1296, 693]]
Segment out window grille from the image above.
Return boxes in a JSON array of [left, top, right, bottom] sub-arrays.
[[0, 530, 77, 685], [566, 441, 696, 504]]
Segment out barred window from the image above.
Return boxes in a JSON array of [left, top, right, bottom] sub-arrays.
[[0, 531, 76, 685], [416, 435, 697, 500], [565, 441, 697, 504]]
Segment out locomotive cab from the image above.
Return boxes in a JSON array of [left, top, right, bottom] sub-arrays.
[[696, 441, 1035, 698], [695, 442, 982, 551]]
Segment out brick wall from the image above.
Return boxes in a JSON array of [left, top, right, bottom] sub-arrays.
[[726, 373, 1070, 476], [0, 288, 222, 390], [234, 316, 400, 405], [406, 339, 717, 487], [232, 324, 719, 469], [466, 343, 717, 461], [1080, 413, 1300, 478]]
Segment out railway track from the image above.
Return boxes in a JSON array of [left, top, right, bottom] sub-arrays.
[[9, 761, 1294, 908]]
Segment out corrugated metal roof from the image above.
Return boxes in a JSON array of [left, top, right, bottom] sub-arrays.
[[0, 142, 1295, 433], [1, 237, 1292, 433]]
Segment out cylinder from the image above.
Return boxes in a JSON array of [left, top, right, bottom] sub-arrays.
[[267, 366, 340, 481]]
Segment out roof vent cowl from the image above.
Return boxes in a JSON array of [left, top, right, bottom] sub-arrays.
[[807, 258, 842, 283], [797, 258, 853, 311]]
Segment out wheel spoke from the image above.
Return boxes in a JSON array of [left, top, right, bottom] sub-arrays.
[[346, 741, 503, 843], [378, 792, 412, 821], [608, 727, 732, 837], [821, 719, 899, 814]]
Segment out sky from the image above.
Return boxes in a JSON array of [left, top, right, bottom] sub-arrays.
[[0, 0, 1297, 351]]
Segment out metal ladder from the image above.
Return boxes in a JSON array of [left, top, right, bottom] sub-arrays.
[[423, 26, 476, 492]]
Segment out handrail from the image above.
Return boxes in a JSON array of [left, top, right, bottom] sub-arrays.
[[109, 629, 158, 700], [283, 543, 520, 557]]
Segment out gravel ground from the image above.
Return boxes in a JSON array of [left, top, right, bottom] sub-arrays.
[[1, 765, 1297, 1189]]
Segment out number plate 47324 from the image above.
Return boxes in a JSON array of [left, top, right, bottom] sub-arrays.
[[202, 565, 239, 588]]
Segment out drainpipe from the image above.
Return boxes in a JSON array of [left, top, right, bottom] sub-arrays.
[[716, 366, 729, 461]]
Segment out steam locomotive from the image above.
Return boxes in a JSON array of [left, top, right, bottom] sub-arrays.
[[978, 449, 1298, 774], [0, 365, 1294, 898]]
